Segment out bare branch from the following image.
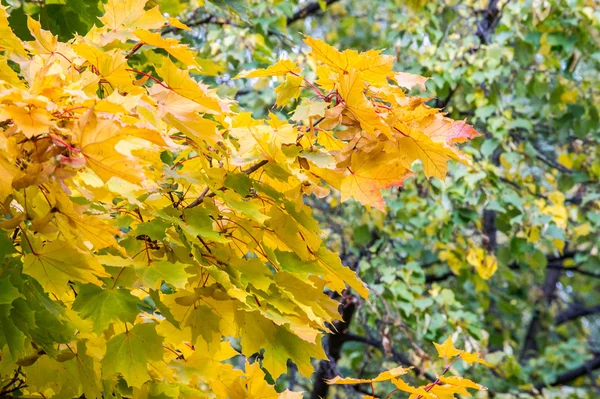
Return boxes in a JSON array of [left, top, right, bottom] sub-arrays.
[[343, 333, 437, 382], [534, 355, 600, 390], [556, 303, 600, 325], [287, 0, 341, 26]]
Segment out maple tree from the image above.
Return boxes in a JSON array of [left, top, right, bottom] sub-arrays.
[[0, 1, 485, 397]]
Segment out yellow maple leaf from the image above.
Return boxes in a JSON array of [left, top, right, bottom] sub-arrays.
[[0, 6, 26, 56], [157, 58, 225, 114], [438, 375, 485, 390], [53, 191, 122, 251], [338, 69, 391, 137], [73, 44, 137, 92], [75, 110, 160, 184], [396, 128, 466, 180], [340, 152, 414, 212], [234, 59, 301, 79], [0, 152, 17, 200], [354, 49, 394, 86], [27, 17, 58, 55], [392, 379, 435, 398], [326, 366, 411, 385], [304, 36, 356, 73], [461, 351, 491, 366], [23, 240, 109, 296], [274, 74, 303, 107], [0, 104, 55, 138], [168, 17, 192, 31], [433, 336, 463, 358], [133, 30, 199, 68], [392, 72, 430, 91], [99, 0, 165, 34]]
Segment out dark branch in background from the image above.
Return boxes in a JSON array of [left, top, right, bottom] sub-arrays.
[[166, 0, 340, 36], [556, 302, 600, 325], [287, 0, 341, 26], [534, 355, 600, 391], [311, 293, 360, 399], [425, 271, 454, 283], [475, 0, 504, 45], [342, 334, 437, 382], [519, 258, 562, 361]]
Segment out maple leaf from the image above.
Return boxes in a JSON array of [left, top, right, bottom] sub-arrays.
[[438, 375, 485, 390], [0, 6, 26, 56], [0, 153, 18, 199], [73, 44, 137, 92], [304, 36, 355, 73], [392, 72, 430, 90], [0, 104, 55, 138], [99, 0, 165, 35], [354, 49, 394, 86], [326, 366, 411, 384], [234, 59, 301, 79], [274, 74, 303, 107], [314, 246, 370, 298], [340, 152, 414, 212], [0, 57, 24, 88], [239, 311, 326, 379], [433, 337, 463, 358], [291, 99, 329, 122], [101, 323, 164, 388], [419, 114, 481, 144], [72, 284, 140, 333], [392, 379, 434, 398], [461, 351, 491, 366], [0, 278, 23, 305], [134, 260, 192, 289], [396, 128, 467, 180], [27, 17, 58, 55], [133, 30, 200, 68], [54, 193, 121, 250], [338, 69, 392, 137], [23, 240, 109, 296], [157, 58, 225, 114], [75, 110, 157, 184]]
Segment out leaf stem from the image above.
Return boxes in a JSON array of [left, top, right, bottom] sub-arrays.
[[126, 69, 169, 89]]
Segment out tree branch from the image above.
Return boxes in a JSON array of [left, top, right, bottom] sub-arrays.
[[311, 293, 359, 399], [425, 271, 454, 283], [519, 261, 562, 361], [185, 160, 269, 208], [556, 303, 600, 325], [534, 355, 600, 390], [343, 333, 437, 382], [287, 0, 341, 26]]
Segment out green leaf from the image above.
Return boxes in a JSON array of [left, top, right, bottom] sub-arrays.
[[148, 290, 180, 329], [224, 172, 253, 196], [101, 323, 164, 388], [0, 304, 28, 360], [0, 278, 23, 305], [72, 284, 141, 333], [135, 219, 172, 241], [135, 260, 191, 289]]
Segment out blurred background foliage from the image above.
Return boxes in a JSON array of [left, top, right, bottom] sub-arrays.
[[2, 0, 599, 397]]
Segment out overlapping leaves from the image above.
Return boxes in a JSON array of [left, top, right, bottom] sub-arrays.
[[0, 0, 478, 397]]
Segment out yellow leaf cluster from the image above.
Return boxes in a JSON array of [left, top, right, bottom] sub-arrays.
[[236, 37, 480, 211], [0, 2, 479, 397], [327, 337, 490, 399]]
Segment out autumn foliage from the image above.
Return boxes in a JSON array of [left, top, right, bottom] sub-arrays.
[[0, 0, 481, 397]]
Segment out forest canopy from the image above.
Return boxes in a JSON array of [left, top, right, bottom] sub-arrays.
[[0, 1, 598, 399]]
